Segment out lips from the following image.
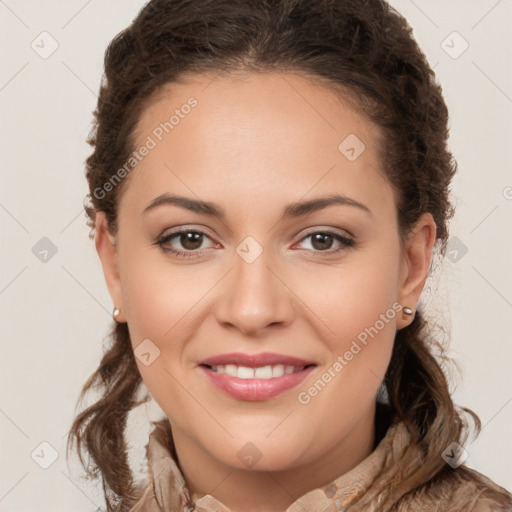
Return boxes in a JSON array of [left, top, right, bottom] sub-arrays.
[[198, 352, 316, 368], [198, 352, 317, 401]]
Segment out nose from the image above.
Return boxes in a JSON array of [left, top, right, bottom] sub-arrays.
[[214, 245, 295, 336]]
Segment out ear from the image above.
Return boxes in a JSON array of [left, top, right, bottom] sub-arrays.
[[396, 212, 437, 329], [95, 211, 125, 322]]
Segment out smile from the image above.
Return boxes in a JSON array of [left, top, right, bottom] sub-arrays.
[[207, 363, 308, 379]]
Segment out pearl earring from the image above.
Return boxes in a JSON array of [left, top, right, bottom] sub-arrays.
[[113, 307, 121, 320], [403, 306, 414, 316]]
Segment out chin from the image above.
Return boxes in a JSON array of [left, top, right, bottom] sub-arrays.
[[209, 436, 309, 473]]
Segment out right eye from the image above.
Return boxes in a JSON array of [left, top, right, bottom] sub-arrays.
[[155, 228, 218, 258]]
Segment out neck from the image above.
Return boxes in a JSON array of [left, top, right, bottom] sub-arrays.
[[172, 405, 377, 512]]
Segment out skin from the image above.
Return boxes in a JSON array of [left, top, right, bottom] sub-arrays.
[[95, 71, 436, 512]]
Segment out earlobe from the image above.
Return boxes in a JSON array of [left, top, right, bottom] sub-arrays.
[[94, 212, 125, 322], [396, 213, 437, 329]]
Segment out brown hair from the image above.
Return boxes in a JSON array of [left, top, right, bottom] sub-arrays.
[[67, 0, 498, 510]]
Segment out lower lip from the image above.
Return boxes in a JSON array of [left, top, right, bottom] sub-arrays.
[[199, 365, 316, 401]]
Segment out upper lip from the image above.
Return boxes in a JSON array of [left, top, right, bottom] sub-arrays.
[[198, 352, 317, 368]]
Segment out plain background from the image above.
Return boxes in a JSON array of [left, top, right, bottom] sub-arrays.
[[1, 0, 511, 510]]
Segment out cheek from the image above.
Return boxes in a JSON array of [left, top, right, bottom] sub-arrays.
[[299, 245, 400, 347], [120, 256, 220, 408], [121, 257, 203, 347], [293, 244, 400, 402], [294, 283, 398, 444], [121, 262, 203, 414]]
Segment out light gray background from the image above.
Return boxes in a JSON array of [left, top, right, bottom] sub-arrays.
[[1, 1, 511, 510]]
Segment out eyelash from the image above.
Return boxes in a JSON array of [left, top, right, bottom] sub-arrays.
[[154, 228, 355, 259]]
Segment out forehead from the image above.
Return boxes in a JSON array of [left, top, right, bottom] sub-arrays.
[[120, 71, 393, 219]]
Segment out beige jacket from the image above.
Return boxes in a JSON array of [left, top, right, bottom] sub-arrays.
[[129, 417, 512, 512]]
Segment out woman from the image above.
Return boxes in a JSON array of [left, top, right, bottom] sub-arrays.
[[67, 0, 512, 510]]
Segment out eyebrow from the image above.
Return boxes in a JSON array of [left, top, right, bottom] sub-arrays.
[[142, 192, 373, 219]]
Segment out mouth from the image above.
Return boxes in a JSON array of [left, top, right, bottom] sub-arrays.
[[199, 363, 316, 379], [198, 362, 317, 401]]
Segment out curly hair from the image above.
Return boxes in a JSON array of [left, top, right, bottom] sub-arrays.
[[66, 0, 498, 510]]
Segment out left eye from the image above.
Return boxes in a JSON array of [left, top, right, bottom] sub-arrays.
[[296, 231, 354, 253]]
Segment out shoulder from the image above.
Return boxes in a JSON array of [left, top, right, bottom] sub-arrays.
[[395, 465, 512, 512]]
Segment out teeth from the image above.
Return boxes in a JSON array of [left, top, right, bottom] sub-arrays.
[[210, 364, 303, 379], [272, 365, 285, 378], [238, 366, 255, 379], [224, 364, 238, 377]]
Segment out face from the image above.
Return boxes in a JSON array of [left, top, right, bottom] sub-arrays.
[[96, 71, 435, 474]]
